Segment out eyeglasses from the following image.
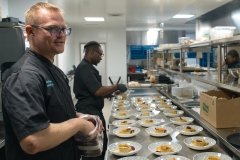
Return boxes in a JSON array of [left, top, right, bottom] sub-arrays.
[[31, 25, 72, 37], [94, 50, 104, 57]]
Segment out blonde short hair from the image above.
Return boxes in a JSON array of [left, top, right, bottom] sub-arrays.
[[25, 2, 63, 25]]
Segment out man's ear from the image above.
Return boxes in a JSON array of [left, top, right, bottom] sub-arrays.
[[25, 25, 34, 36]]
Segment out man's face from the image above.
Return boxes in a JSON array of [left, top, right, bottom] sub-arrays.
[[227, 55, 237, 64], [31, 10, 67, 57], [92, 46, 103, 66]]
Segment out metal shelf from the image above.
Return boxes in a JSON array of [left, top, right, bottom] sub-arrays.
[[162, 68, 240, 93]]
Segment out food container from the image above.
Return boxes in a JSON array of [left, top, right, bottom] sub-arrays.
[[178, 37, 190, 45], [75, 115, 103, 157], [210, 26, 236, 40], [129, 67, 136, 73], [171, 87, 193, 99]]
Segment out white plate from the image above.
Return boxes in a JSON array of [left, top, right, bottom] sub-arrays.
[[113, 127, 140, 138], [148, 141, 182, 156], [170, 117, 194, 125], [158, 105, 177, 111], [184, 136, 216, 150], [154, 155, 190, 160], [113, 100, 130, 105], [112, 111, 132, 119], [134, 112, 156, 119], [131, 97, 153, 104], [155, 100, 172, 106], [193, 152, 232, 160], [136, 106, 155, 112], [176, 125, 203, 135], [118, 156, 149, 160], [113, 103, 131, 108], [138, 118, 162, 127], [145, 126, 173, 137], [112, 120, 137, 127], [163, 110, 184, 117], [108, 141, 142, 156], [112, 107, 132, 112]]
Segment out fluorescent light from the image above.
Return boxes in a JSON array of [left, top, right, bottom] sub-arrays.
[[149, 28, 161, 31], [84, 17, 105, 21], [173, 14, 194, 18]]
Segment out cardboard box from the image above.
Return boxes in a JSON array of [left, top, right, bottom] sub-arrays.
[[200, 90, 240, 128]]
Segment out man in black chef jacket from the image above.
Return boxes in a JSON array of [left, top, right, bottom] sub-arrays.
[[73, 41, 127, 160], [1, 2, 99, 160]]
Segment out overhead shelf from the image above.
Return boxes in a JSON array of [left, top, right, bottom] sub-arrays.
[[162, 68, 240, 93]]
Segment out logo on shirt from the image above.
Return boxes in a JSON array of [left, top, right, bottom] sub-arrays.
[[46, 80, 54, 87]]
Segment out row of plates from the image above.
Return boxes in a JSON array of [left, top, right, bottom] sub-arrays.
[[110, 97, 230, 160], [112, 116, 194, 125], [117, 152, 232, 160], [113, 125, 203, 137], [108, 138, 222, 156]]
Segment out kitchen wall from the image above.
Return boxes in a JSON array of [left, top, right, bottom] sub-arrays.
[[3, 0, 127, 99], [0, 0, 8, 18], [57, 28, 127, 98], [7, 0, 47, 22]]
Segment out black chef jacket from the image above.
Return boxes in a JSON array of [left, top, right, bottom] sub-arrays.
[[1, 48, 79, 160], [73, 59, 104, 110], [225, 59, 240, 68]]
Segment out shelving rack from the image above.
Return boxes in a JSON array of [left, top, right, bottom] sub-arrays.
[[154, 35, 240, 93]]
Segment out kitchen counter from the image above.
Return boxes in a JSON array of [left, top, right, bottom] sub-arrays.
[[156, 86, 240, 159], [106, 87, 232, 160]]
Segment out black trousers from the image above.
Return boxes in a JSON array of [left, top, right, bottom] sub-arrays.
[[75, 105, 108, 160]]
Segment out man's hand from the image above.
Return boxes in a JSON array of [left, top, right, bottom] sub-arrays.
[[117, 84, 127, 92]]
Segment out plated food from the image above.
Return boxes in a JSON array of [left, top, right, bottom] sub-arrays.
[[154, 155, 190, 160], [112, 111, 132, 119], [148, 141, 182, 156], [112, 107, 132, 112], [184, 136, 216, 150], [193, 152, 232, 160], [138, 118, 162, 127], [118, 156, 149, 160], [158, 105, 177, 111], [163, 110, 184, 117], [175, 125, 203, 135], [108, 141, 142, 156], [113, 100, 130, 107], [112, 120, 137, 127], [145, 126, 173, 137], [113, 100, 130, 105], [136, 105, 155, 112], [113, 127, 140, 138], [170, 117, 194, 125], [132, 97, 153, 104], [134, 112, 156, 119]]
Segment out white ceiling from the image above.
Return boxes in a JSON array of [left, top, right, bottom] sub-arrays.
[[49, 0, 232, 31]]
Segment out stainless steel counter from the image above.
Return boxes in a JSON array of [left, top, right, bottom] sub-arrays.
[[156, 87, 240, 159], [106, 87, 230, 160]]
